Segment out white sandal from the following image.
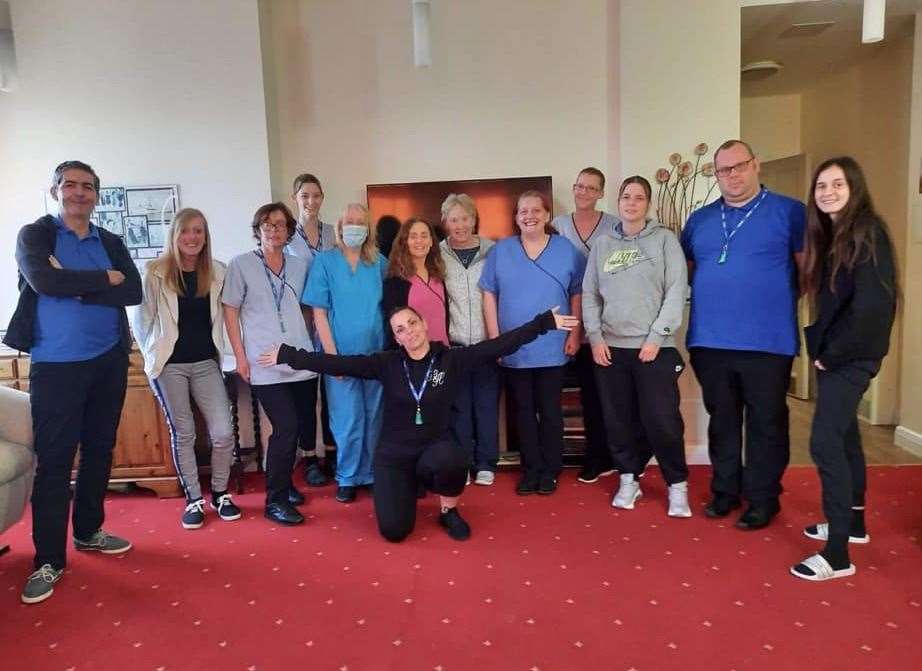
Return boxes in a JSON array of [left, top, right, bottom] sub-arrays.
[[803, 522, 870, 544], [790, 553, 856, 581]]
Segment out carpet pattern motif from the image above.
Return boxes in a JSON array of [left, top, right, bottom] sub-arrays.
[[1, 466, 919, 671]]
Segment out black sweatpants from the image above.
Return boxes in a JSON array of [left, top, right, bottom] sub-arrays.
[[373, 439, 469, 542], [810, 360, 879, 538], [594, 347, 688, 484], [690, 347, 793, 505], [568, 344, 612, 472], [29, 345, 128, 570], [254, 378, 318, 506], [505, 366, 566, 480]]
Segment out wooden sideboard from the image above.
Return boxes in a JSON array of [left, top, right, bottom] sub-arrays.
[[1, 347, 187, 497]]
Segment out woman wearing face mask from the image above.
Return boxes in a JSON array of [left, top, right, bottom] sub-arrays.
[[439, 194, 498, 486], [133, 208, 239, 530], [383, 217, 449, 349], [791, 157, 897, 582], [302, 203, 387, 504], [582, 176, 690, 517], [258, 306, 579, 541], [480, 191, 585, 495], [223, 203, 318, 526], [287, 173, 338, 486]]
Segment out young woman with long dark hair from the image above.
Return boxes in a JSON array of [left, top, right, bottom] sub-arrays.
[[791, 157, 897, 581]]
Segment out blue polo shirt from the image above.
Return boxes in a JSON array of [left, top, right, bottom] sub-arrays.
[[31, 218, 121, 362], [680, 189, 805, 356], [479, 235, 585, 368]]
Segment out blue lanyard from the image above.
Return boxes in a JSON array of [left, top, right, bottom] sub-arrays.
[[402, 355, 436, 426], [718, 188, 768, 264], [255, 251, 288, 333], [297, 223, 324, 254]]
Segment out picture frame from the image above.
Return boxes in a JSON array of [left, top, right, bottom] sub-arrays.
[[126, 185, 179, 223], [96, 187, 127, 213]]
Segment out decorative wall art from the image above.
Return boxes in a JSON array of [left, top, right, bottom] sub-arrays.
[[45, 183, 180, 270]]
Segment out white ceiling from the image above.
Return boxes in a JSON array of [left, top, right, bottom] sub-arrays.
[[741, 0, 921, 96]]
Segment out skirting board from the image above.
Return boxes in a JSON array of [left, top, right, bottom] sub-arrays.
[[894, 425, 922, 458]]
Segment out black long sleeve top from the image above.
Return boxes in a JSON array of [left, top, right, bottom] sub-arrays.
[[277, 310, 557, 458], [804, 219, 897, 370]]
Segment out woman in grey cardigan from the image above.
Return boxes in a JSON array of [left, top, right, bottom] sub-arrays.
[[582, 176, 691, 517], [438, 194, 498, 486]]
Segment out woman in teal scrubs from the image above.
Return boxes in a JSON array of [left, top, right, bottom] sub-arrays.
[[302, 203, 387, 503]]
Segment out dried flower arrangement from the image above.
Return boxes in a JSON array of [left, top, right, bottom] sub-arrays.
[[654, 143, 717, 233]]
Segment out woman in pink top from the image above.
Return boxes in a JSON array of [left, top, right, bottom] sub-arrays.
[[383, 217, 450, 348]]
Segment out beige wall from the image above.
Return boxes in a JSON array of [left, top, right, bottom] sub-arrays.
[[0, 0, 272, 323], [741, 93, 801, 162], [618, 0, 741, 183], [799, 34, 914, 425], [896, 13, 922, 453], [259, 0, 612, 218]]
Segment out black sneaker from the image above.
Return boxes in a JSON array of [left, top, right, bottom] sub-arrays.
[[439, 508, 471, 541], [577, 466, 616, 484], [304, 461, 328, 487], [336, 485, 357, 503], [182, 498, 206, 529], [21, 564, 63, 604], [211, 494, 242, 521], [516, 476, 539, 496], [538, 475, 558, 495]]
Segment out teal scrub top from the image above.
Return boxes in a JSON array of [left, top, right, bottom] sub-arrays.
[[302, 248, 387, 355]]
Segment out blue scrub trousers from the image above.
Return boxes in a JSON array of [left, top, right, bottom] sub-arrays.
[[325, 375, 383, 486]]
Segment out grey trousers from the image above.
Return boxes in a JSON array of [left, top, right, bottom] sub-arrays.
[[151, 359, 235, 502]]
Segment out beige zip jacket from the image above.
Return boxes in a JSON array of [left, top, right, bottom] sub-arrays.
[[131, 261, 227, 379]]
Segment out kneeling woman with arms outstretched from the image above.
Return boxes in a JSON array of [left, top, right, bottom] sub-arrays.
[[258, 307, 578, 542]]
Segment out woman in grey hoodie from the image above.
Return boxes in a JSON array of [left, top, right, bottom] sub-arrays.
[[439, 194, 498, 486], [582, 176, 691, 517]]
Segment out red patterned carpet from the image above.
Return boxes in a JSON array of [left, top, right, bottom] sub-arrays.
[[1, 465, 920, 671]]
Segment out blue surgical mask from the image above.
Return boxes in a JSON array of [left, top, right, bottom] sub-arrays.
[[341, 224, 368, 248]]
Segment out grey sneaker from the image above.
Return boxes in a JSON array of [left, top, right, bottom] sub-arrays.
[[74, 529, 132, 554], [474, 470, 495, 486], [612, 473, 642, 509], [667, 481, 692, 518], [21, 564, 63, 604]]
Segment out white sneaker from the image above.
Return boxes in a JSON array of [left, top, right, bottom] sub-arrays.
[[667, 481, 692, 518], [612, 474, 642, 509], [474, 470, 495, 486]]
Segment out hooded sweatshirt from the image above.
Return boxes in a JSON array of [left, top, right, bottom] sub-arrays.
[[582, 218, 687, 348], [439, 236, 495, 346]]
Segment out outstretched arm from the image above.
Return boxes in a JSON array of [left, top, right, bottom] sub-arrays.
[[261, 344, 385, 380], [456, 308, 578, 367]]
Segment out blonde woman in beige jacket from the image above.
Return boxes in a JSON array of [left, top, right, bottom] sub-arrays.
[[132, 208, 240, 530]]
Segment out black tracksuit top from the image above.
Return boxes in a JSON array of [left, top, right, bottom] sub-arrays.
[[277, 310, 556, 458], [804, 219, 897, 370]]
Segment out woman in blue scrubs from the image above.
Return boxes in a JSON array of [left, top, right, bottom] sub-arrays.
[[302, 203, 387, 503], [480, 191, 585, 495]]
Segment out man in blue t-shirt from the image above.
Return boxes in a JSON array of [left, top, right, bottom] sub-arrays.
[[5, 161, 142, 604], [681, 140, 805, 531]]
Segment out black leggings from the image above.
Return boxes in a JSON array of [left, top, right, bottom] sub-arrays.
[[373, 439, 469, 542]]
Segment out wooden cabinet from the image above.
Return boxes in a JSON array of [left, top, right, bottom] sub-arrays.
[[0, 347, 184, 497]]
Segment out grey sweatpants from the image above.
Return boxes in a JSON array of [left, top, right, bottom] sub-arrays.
[[151, 359, 235, 502]]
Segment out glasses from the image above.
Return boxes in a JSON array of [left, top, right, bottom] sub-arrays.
[[714, 158, 755, 179], [573, 183, 601, 194], [260, 221, 287, 232]]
